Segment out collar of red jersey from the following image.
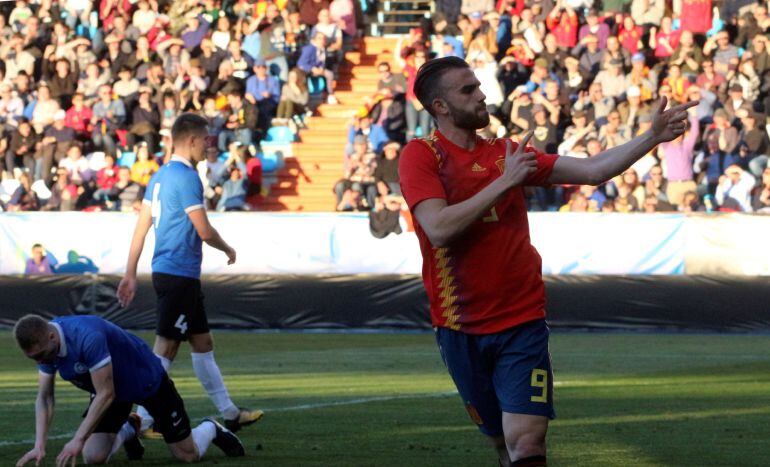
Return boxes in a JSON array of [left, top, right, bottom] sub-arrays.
[[52, 322, 67, 357], [171, 154, 193, 168], [435, 129, 483, 152]]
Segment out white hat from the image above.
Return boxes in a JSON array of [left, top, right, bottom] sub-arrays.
[[627, 86, 641, 98]]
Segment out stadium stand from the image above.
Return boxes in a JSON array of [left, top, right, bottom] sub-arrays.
[[0, 0, 770, 214]]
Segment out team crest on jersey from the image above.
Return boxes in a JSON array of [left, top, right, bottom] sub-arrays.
[[471, 162, 486, 172], [495, 159, 505, 174], [74, 362, 88, 374]]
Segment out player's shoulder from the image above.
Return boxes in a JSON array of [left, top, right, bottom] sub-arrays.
[[479, 136, 509, 150], [403, 135, 443, 163], [160, 161, 199, 182], [57, 315, 106, 332]]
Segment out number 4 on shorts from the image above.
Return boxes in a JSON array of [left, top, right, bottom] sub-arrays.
[[530, 369, 548, 403], [175, 314, 188, 334]]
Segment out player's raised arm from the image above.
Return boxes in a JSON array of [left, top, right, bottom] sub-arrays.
[[547, 97, 699, 185], [409, 134, 537, 248], [187, 209, 236, 265], [117, 203, 153, 307], [16, 371, 55, 467]]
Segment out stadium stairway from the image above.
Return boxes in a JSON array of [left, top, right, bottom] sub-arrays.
[[258, 37, 399, 212]]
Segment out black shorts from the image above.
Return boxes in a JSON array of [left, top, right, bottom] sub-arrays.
[[86, 374, 192, 444], [152, 272, 209, 340]]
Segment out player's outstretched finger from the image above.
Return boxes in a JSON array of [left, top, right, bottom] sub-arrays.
[[656, 96, 668, 114], [670, 100, 699, 113], [515, 131, 534, 155]]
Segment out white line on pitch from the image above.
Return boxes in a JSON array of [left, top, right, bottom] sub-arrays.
[[0, 392, 460, 448]]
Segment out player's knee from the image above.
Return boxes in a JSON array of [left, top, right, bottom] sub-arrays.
[[189, 334, 213, 353], [507, 432, 546, 459], [82, 449, 110, 464], [172, 448, 199, 463]]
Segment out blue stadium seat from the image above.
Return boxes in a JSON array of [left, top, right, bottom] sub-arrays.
[[258, 151, 281, 173], [307, 76, 326, 95], [118, 152, 136, 168], [264, 126, 295, 144]]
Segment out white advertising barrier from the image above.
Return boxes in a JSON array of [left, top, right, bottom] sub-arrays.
[[529, 213, 686, 275], [0, 212, 423, 275], [684, 213, 770, 276], [1, 211, 763, 276]]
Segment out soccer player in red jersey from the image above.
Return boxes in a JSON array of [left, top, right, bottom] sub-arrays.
[[399, 56, 697, 466]]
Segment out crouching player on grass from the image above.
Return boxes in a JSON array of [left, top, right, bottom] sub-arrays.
[[14, 314, 245, 466]]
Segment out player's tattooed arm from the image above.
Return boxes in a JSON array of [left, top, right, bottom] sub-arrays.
[[548, 97, 699, 185]]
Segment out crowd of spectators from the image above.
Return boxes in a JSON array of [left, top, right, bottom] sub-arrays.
[[335, 0, 770, 214], [0, 0, 362, 212], [1, 0, 770, 215]]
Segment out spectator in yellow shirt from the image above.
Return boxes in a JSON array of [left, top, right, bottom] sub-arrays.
[[129, 142, 159, 187]]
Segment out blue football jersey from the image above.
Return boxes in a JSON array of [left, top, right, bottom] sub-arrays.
[[38, 316, 165, 402], [143, 155, 205, 279]]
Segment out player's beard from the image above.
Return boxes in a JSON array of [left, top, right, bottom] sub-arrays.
[[447, 101, 490, 130]]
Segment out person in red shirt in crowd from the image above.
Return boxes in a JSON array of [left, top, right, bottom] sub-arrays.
[[65, 92, 93, 141], [545, 0, 579, 49], [496, 0, 525, 16], [680, 0, 713, 33], [650, 16, 681, 59], [398, 56, 696, 467], [618, 16, 644, 55]]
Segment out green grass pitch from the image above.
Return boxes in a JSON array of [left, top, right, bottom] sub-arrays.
[[1, 331, 769, 466]]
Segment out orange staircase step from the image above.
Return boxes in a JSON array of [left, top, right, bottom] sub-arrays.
[[261, 37, 398, 212]]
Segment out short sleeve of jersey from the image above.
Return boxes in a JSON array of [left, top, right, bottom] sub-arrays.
[[38, 363, 56, 374], [143, 174, 156, 204], [399, 140, 447, 211], [178, 169, 205, 214], [81, 331, 112, 372], [515, 141, 559, 187]]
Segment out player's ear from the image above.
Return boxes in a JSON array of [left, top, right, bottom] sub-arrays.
[[433, 98, 448, 116]]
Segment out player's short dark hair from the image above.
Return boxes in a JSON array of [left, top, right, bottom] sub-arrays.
[[171, 113, 209, 143], [14, 314, 49, 350], [414, 56, 470, 117]]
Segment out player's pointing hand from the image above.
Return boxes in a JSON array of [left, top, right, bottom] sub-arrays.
[[651, 96, 699, 143], [502, 132, 538, 188]]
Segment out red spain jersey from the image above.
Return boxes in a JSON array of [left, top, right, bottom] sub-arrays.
[[399, 130, 558, 335]]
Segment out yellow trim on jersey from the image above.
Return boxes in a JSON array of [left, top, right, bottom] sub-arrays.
[[434, 247, 461, 330]]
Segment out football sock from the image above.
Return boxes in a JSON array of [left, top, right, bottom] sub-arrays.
[[137, 354, 172, 430], [108, 421, 136, 459], [157, 354, 172, 373], [191, 420, 217, 459], [191, 351, 239, 420], [511, 455, 547, 466]]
